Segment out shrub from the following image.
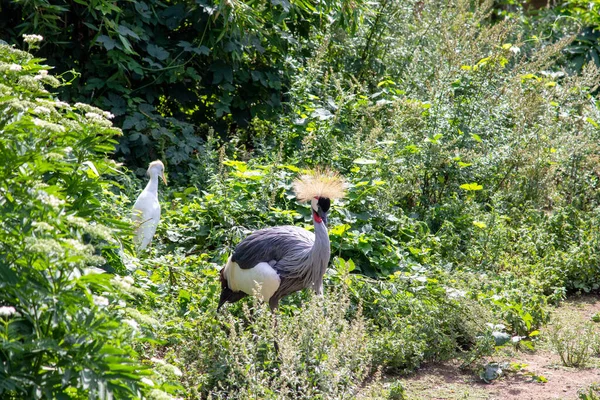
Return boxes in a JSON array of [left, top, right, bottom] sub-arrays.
[[0, 42, 149, 398], [178, 287, 372, 400], [548, 313, 598, 368], [0, 0, 368, 170]]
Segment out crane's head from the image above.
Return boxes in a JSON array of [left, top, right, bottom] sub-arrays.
[[311, 197, 330, 225], [293, 169, 345, 226], [147, 160, 167, 185]]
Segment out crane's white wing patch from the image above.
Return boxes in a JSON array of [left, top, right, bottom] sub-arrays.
[[227, 261, 281, 301]]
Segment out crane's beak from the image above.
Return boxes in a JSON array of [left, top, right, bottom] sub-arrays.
[[319, 211, 328, 226], [161, 173, 167, 185]]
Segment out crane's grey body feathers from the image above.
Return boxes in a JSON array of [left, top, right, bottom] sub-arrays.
[[218, 170, 345, 311], [219, 220, 330, 310], [232, 225, 315, 270]]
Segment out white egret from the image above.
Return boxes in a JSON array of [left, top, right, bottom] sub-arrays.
[[132, 160, 167, 251]]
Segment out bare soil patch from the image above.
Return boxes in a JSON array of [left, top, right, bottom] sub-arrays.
[[395, 295, 600, 400]]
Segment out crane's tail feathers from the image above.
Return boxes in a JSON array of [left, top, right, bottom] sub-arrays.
[[293, 169, 346, 202]]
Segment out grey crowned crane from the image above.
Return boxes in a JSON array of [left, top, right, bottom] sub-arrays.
[[132, 160, 167, 251], [218, 170, 346, 311]]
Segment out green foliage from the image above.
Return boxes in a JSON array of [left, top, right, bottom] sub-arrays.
[[0, 0, 366, 171], [0, 44, 149, 399], [557, 0, 600, 71], [387, 381, 407, 400], [162, 284, 372, 399], [549, 313, 599, 368], [580, 383, 600, 400], [4, 0, 600, 398]]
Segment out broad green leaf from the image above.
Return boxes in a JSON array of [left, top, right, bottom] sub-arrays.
[[353, 158, 377, 165], [147, 44, 169, 61], [471, 133, 482, 142], [460, 183, 483, 191]]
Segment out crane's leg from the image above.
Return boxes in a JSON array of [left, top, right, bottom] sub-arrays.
[[268, 296, 280, 312], [268, 296, 281, 355]]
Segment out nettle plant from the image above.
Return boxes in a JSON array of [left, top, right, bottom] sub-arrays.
[[0, 42, 152, 399]]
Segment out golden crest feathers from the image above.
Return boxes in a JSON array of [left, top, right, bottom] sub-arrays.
[[293, 169, 346, 202]]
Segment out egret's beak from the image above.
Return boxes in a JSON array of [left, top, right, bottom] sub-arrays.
[[161, 173, 167, 185]]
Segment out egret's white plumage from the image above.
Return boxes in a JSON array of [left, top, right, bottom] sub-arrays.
[[132, 160, 167, 250]]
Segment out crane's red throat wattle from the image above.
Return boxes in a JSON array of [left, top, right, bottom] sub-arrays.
[[313, 211, 323, 223]]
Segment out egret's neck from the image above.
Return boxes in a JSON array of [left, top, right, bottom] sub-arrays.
[[145, 173, 159, 194]]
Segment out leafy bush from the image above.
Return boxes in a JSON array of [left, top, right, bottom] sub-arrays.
[[3, 0, 600, 398], [0, 0, 367, 171], [549, 312, 598, 368], [176, 287, 372, 399], [0, 42, 150, 399], [580, 383, 600, 400]]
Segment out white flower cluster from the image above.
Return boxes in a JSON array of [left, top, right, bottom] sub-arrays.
[[33, 188, 65, 208], [74, 102, 105, 115], [23, 34, 44, 44], [66, 215, 114, 241], [125, 308, 158, 326], [112, 275, 135, 291], [33, 106, 51, 115], [18, 75, 45, 92], [0, 306, 16, 317], [147, 389, 183, 400], [85, 111, 113, 127], [64, 238, 91, 253], [150, 357, 183, 377], [123, 318, 140, 331], [32, 221, 55, 232], [25, 237, 63, 255], [33, 118, 65, 133], [93, 295, 109, 307], [33, 69, 49, 81], [53, 100, 70, 108]]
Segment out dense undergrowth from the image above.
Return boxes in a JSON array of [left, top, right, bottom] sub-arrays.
[[2, 0, 600, 399]]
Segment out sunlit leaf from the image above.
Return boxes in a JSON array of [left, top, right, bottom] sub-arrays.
[[460, 183, 483, 191]]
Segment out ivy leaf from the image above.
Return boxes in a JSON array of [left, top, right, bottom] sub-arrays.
[[96, 35, 116, 51], [480, 363, 503, 383], [271, 0, 291, 12], [160, 4, 186, 30], [178, 41, 209, 55], [492, 331, 511, 346], [215, 102, 231, 117], [211, 63, 233, 84], [147, 44, 169, 61], [117, 25, 139, 40], [134, 2, 151, 18]]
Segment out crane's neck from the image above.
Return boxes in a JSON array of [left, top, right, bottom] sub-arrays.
[[312, 215, 330, 252], [307, 213, 330, 294], [145, 173, 159, 195]]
